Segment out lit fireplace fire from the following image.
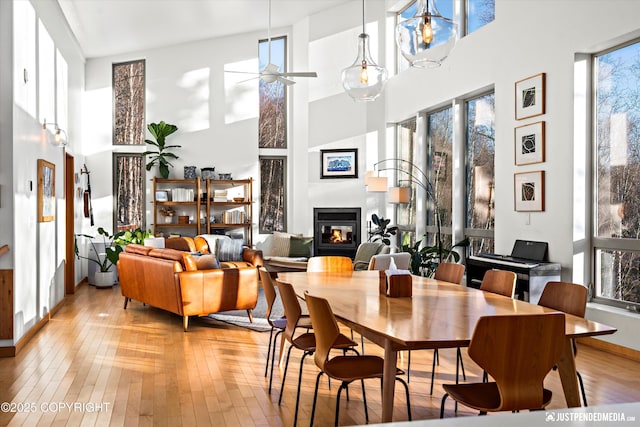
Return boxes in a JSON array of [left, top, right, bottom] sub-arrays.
[[330, 229, 344, 242]]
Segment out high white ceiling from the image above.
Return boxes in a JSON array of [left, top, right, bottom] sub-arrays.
[[57, 0, 351, 58]]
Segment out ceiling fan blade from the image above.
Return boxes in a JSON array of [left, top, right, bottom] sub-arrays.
[[278, 72, 318, 78], [225, 70, 260, 75], [236, 76, 260, 84], [277, 76, 296, 86], [263, 63, 280, 73]]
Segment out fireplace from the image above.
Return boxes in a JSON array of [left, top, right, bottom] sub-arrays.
[[313, 208, 361, 258]]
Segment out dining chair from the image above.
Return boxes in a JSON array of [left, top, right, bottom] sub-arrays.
[[305, 292, 412, 427], [259, 267, 312, 394], [440, 312, 566, 417], [479, 269, 517, 298], [367, 252, 411, 271], [353, 242, 389, 270], [307, 256, 354, 272], [425, 262, 467, 393], [275, 279, 358, 427], [538, 281, 589, 406]]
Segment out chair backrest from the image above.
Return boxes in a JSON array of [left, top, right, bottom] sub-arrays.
[[307, 256, 354, 272], [258, 267, 278, 323], [304, 292, 342, 372], [275, 279, 302, 340], [434, 262, 465, 284], [480, 269, 517, 298], [468, 312, 566, 411], [538, 281, 588, 318], [368, 253, 411, 271], [353, 242, 388, 263]]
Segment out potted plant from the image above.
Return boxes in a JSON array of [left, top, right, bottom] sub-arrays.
[[368, 213, 398, 246], [74, 227, 125, 287], [114, 227, 153, 246], [142, 121, 180, 179], [403, 235, 469, 278]]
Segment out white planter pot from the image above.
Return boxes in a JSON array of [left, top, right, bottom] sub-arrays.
[[94, 271, 115, 288]]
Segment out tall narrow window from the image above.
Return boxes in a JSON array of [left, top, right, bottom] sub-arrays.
[[113, 154, 145, 233], [466, 0, 495, 35], [465, 92, 495, 254], [260, 157, 286, 233], [593, 40, 640, 307], [426, 107, 453, 246], [113, 59, 145, 145], [259, 36, 287, 148], [397, 118, 418, 246]]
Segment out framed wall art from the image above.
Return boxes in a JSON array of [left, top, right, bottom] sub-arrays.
[[320, 148, 358, 179], [38, 159, 55, 222], [515, 121, 545, 165], [514, 170, 544, 212], [515, 73, 545, 120]]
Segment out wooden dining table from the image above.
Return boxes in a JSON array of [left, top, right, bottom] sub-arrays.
[[278, 270, 617, 423]]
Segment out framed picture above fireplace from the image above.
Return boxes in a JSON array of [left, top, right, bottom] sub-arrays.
[[320, 148, 358, 179]]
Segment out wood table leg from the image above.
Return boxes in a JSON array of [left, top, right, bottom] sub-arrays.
[[557, 338, 581, 407], [382, 340, 397, 422]]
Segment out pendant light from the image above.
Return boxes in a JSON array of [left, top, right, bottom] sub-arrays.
[[341, 0, 387, 101], [396, 0, 457, 68]]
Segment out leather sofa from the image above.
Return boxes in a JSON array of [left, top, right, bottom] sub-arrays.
[[117, 244, 258, 331], [164, 235, 264, 269]]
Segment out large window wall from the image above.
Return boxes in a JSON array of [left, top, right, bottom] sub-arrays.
[[593, 39, 640, 308]]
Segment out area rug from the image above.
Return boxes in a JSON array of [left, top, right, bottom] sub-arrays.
[[204, 287, 284, 332]]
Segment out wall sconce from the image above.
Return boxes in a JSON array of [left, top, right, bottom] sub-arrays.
[[42, 119, 68, 147]]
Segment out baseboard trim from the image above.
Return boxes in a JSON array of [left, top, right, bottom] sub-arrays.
[[577, 337, 640, 362], [0, 346, 16, 357]]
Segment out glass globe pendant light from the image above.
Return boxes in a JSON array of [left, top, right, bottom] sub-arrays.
[[341, 0, 388, 101], [396, 0, 457, 68]]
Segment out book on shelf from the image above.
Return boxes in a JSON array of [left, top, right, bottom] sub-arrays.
[[171, 188, 195, 202], [222, 211, 246, 224]]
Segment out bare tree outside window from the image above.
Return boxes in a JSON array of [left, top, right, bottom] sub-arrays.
[[113, 154, 145, 233], [260, 157, 286, 233], [113, 59, 145, 145], [397, 118, 418, 246], [259, 37, 287, 148]]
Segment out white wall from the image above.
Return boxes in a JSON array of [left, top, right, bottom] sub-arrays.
[[76, 0, 640, 351]]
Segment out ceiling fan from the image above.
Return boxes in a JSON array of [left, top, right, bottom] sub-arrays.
[[226, 0, 318, 86]]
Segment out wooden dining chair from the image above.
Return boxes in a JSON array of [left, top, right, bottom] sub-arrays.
[[425, 262, 467, 393], [275, 279, 358, 427], [259, 268, 312, 394], [538, 281, 589, 406], [305, 292, 412, 427], [479, 269, 517, 298], [307, 256, 354, 273], [440, 312, 566, 417]]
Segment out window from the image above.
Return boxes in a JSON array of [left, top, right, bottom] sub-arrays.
[[426, 107, 453, 246], [259, 36, 287, 148], [593, 40, 640, 307], [396, 118, 418, 245], [465, 92, 495, 255], [113, 154, 145, 232], [465, 0, 495, 35], [259, 157, 286, 233], [113, 60, 145, 145]]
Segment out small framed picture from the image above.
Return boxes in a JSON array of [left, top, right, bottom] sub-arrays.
[[38, 159, 55, 222], [155, 190, 169, 202], [515, 121, 545, 165], [320, 148, 358, 179], [515, 73, 545, 120], [514, 171, 545, 212]]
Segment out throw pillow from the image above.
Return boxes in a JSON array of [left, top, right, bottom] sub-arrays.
[[270, 231, 293, 257], [194, 254, 221, 270], [289, 236, 313, 258], [199, 234, 231, 256], [216, 238, 244, 262]]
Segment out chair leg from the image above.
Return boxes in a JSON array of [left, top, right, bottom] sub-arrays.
[[396, 377, 412, 421], [577, 371, 588, 406], [278, 344, 294, 405], [335, 383, 347, 427], [440, 392, 449, 418], [430, 349, 437, 395], [292, 351, 311, 425], [407, 350, 411, 383], [265, 327, 274, 377], [268, 330, 283, 393], [456, 347, 466, 381], [310, 372, 324, 427]]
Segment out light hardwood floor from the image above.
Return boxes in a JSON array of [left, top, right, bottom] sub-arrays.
[[1, 283, 639, 426]]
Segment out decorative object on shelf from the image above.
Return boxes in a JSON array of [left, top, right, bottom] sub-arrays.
[[320, 148, 358, 179], [201, 167, 216, 180], [155, 190, 169, 202], [37, 159, 55, 223], [184, 166, 197, 179], [366, 158, 468, 277], [341, 0, 387, 101], [233, 197, 245, 203], [217, 173, 232, 180], [160, 206, 175, 223], [143, 121, 180, 179], [515, 121, 545, 165], [395, 0, 457, 68], [74, 227, 125, 288], [515, 73, 546, 120], [178, 215, 189, 224], [514, 170, 545, 212], [41, 119, 68, 147]]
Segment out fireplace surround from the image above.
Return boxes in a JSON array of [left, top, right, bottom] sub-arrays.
[[313, 207, 361, 258]]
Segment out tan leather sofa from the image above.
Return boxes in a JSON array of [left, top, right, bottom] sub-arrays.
[[117, 244, 258, 331], [164, 235, 264, 269]]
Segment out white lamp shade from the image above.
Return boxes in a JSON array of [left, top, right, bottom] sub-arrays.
[[367, 176, 388, 192], [388, 187, 411, 204]]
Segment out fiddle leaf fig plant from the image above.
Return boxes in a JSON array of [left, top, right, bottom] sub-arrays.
[[74, 227, 125, 273], [143, 121, 180, 179], [369, 213, 398, 246]]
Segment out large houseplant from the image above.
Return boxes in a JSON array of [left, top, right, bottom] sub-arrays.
[[74, 227, 125, 287], [368, 214, 398, 246], [403, 235, 469, 278], [143, 121, 180, 179]]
